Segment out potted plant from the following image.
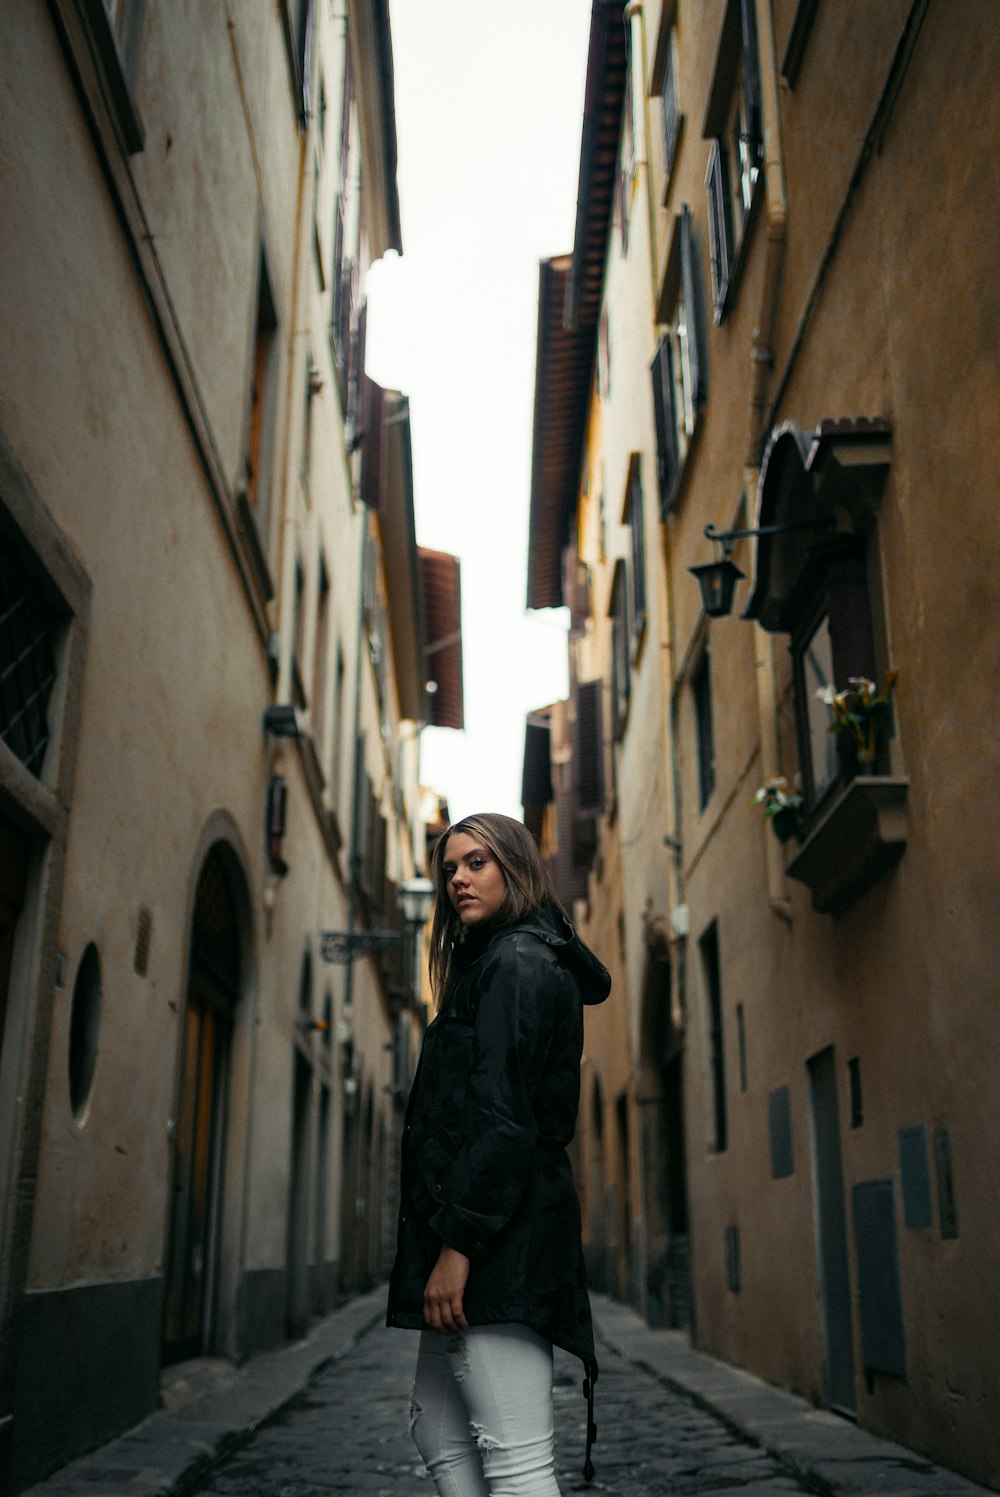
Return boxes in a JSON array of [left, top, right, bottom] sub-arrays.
[[815, 672, 898, 773], [752, 776, 804, 843]]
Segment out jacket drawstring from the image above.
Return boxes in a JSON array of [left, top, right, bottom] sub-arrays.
[[582, 1359, 598, 1481]]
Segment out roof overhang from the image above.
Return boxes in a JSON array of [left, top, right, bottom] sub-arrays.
[[420, 548, 464, 730], [526, 2, 628, 610], [526, 258, 595, 609], [355, 0, 403, 258], [565, 0, 629, 330], [378, 391, 424, 719]]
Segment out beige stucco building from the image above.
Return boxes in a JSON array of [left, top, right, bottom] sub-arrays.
[[526, 0, 999, 1485], [0, 3, 460, 1488]]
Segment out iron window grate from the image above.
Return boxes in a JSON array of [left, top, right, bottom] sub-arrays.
[[0, 549, 64, 778]]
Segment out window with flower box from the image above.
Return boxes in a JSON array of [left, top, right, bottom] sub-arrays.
[[745, 418, 906, 914]]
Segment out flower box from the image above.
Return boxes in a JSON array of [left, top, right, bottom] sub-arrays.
[[786, 776, 909, 915]]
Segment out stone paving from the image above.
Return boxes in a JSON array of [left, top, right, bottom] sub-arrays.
[[193, 1320, 818, 1497], [24, 1290, 994, 1497]]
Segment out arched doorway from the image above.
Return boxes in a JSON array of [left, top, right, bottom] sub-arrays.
[[637, 924, 690, 1329], [162, 846, 242, 1363]]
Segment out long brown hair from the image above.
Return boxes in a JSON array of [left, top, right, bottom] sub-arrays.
[[427, 812, 565, 1004]]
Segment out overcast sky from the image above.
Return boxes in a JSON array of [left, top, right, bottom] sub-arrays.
[[365, 0, 592, 822]]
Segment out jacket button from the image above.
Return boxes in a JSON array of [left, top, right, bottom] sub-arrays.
[[434, 1184, 442, 1192]]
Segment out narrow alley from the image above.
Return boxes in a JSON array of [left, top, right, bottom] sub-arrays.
[[26, 1293, 992, 1497]]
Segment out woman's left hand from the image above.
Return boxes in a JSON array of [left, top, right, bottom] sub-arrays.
[[423, 1245, 470, 1332]]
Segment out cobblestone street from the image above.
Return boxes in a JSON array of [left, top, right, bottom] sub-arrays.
[[193, 1318, 815, 1497]]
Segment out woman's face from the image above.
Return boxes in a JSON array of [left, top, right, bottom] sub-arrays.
[[442, 832, 507, 927]]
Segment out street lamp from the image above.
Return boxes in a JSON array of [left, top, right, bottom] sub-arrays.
[[320, 875, 436, 965], [689, 519, 833, 619]]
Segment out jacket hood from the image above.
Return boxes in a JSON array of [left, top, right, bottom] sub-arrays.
[[510, 907, 612, 1006]]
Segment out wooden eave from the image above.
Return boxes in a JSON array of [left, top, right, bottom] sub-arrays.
[[526, 3, 628, 610], [565, 0, 629, 331], [420, 548, 464, 730], [377, 391, 425, 720], [354, 0, 403, 257], [526, 258, 595, 609]]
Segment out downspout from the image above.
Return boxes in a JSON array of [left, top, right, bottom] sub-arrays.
[[746, 0, 792, 924], [343, 505, 368, 1017], [627, 0, 684, 923]]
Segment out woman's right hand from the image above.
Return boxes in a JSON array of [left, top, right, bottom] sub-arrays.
[[423, 1245, 470, 1332]]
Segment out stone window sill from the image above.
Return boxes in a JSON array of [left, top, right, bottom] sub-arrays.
[[786, 776, 909, 915]]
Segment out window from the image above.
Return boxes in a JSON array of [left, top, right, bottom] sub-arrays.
[[597, 309, 611, 400], [0, 538, 67, 779], [291, 557, 306, 706], [312, 557, 330, 743], [615, 161, 631, 256], [576, 679, 604, 816], [244, 253, 279, 545], [617, 61, 636, 254], [790, 537, 881, 815], [799, 613, 839, 803], [331, 46, 358, 404], [700, 922, 727, 1153], [651, 208, 707, 515], [692, 646, 715, 810], [609, 560, 630, 738], [703, 0, 763, 320], [659, 27, 683, 185], [624, 458, 647, 648]]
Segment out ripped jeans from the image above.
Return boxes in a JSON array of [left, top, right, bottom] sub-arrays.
[[409, 1324, 562, 1497]]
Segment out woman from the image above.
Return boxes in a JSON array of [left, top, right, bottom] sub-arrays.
[[386, 813, 611, 1497]]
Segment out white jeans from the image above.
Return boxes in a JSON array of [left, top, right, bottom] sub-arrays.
[[409, 1324, 562, 1497]]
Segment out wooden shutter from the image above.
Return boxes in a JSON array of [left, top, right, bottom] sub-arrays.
[[628, 460, 647, 638], [359, 375, 384, 509], [739, 0, 763, 165], [554, 772, 588, 906], [661, 36, 681, 176], [680, 206, 708, 412], [297, 0, 315, 124], [610, 560, 630, 737], [576, 680, 604, 813], [563, 550, 591, 635], [651, 336, 679, 516], [348, 298, 367, 439], [706, 140, 733, 318]]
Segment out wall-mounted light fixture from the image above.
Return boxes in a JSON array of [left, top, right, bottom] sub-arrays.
[[320, 875, 436, 965], [689, 519, 834, 619]]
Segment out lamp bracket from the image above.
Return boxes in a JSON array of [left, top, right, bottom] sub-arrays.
[[704, 517, 834, 557], [320, 929, 405, 965]]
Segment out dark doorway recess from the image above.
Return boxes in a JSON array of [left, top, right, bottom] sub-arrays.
[[163, 848, 241, 1364]]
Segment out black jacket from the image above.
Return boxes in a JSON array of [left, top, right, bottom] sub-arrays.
[[386, 907, 610, 1468]]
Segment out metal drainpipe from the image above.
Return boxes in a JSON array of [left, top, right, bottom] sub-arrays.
[[627, 0, 685, 927], [746, 0, 793, 924], [342, 503, 368, 1017]]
